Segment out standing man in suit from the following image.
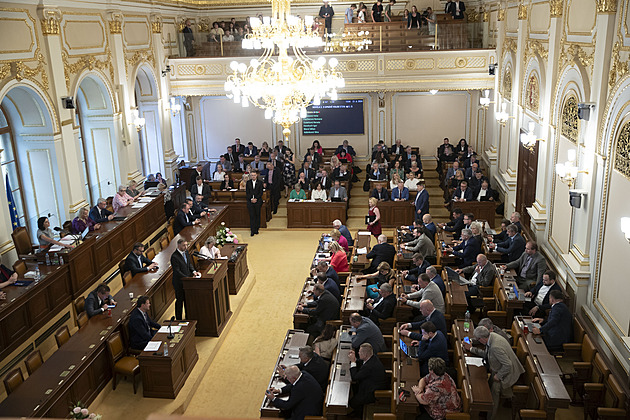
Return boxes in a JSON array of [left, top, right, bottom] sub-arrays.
[[231, 138, 245, 156], [170, 239, 200, 320], [414, 321, 449, 376], [504, 241, 547, 290], [246, 170, 264, 236], [474, 326, 524, 419], [522, 271, 562, 317], [89, 198, 114, 223], [445, 0, 466, 18], [297, 284, 340, 336], [125, 242, 158, 276], [532, 290, 573, 352], [365, 234, 396, 273], [319, 0, 335, 35], [190, 163, 204, 186], [190, 176, 212, 204], [266, 366, 323, 420], [452, 180, 473, 202], [173, 202, 201, 236], [490, 224, 526, 262], [85, 284, 116, 318], [399, 299, 447, 337], [458, 254, 497, 310], [348, 343, 387, 417], [264, 161, 281, 214], [329, 180, 348, 201], [414, 183, 429, 221], [364, 283, 396, 324], [446, 229, 481, 268], [128, 295, 161, 351]]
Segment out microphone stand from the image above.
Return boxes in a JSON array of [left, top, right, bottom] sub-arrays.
[[167, 316, 175, 339]]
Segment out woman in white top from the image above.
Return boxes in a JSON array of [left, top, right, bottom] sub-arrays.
[[404, 172, 420, 191], [358, 6, 367, 23], [390, 173, 402, 190], [311, 182, 328, 201], [213, 164, 226, 181], [199, 236, 227, 259]]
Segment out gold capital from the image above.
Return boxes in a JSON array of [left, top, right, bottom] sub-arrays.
[[108, 11, 123, 34], [518, 3, 528, 20], [151, 14, 162, 33], [40, 8, 61, 36], [596, 0, 617, 13], [498, 8, 505, 21], [550, 0, 563, 17]]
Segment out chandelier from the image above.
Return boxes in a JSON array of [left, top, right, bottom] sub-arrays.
[[323, 29, 372, 53], [224, 0, 345, 137]]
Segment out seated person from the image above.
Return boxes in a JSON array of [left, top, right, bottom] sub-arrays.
[[423, 213, 437, 238], [426, 266, 446, 297], [452, 180, 473, 202], [474, 180, 494, 202], [279, 345, 330, 391], [191, 195, 208, 217], [457, 254, 497, 310], [365, 234, 396, 274], [317, 169, 332, 190], [400, 273, 446, 314], [464, 318, 512, 356], [445, 228, 481, 268], [348, 343, 388, 417], [85, 283, 117, 318], [335, 139, 357, 156], [243, 141, 258, 157], [401, 253, 431, 282], [296, 172, 311, 191], [173, 202, 201, 236], [220, 173, 234, 190], [409, 161, 422, 178], [465, 162, 480, 179], [190, 176, 212, 204], [297, 284, 340, 336], [398, 299, 447, 338], [128, 295, 161, 351], [200, 236, 227, 260], [438, 208, 465, 240], [239, 173, 249, 190], [333, 164, 351, 181], [113, 184, 134, 212], [391, 181, 409, 201], [531, 290, 573, 352], [404, 171, 421, 191], [330, 229, 348, 252], [371, 143, 390, 163], [125, 242, 158, 276], [510, 212, 524, 233], [290, 182, 307, 200], [412, 357, 461, 420], [468, 170, 488, 192], [265, 366, 323, 419], [405, 154, 422, 172], [369, 162, 386, 180], [126, 180, 141, 198], [36, 216, 71, 249], [233, 155, 248, 172], [356, 261, 396, 299], [370, 184, 390, 201], [329, 180, 348, 201], [251, 155, 266, 172], [89, 198, 114, 223], [349, 313, 387, 353], [214, 164, 226, 181], [363, 283, 396, 325], [413, 321, 449, 377], [522, 271, 562, 317], [299, 161, 316, 181], [438, 142, 456, 164], [310, 260, 340, 286], [445, 160, 461, 182], [311, 182, 327, 201], [313, 324, 338, 361], [489, 224, 526, 263], [0, 259, 18, 299], [401, 229, 435, 258], [324, 241, 349, 273], [491, 219, 510, 243], [259, 141, 271, 158], [390, 173, 403, 190], [504, 240, 547, 291], [72, 206, 100, 234], [337, 149, 353, 165], [155, 172, 167, 185], [316, 272, 341, 303]]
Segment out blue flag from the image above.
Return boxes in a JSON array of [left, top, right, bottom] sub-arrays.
[[6, 173, 20, 230]]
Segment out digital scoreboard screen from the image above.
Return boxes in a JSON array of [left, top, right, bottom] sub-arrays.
[[302, 99, 365, 135]]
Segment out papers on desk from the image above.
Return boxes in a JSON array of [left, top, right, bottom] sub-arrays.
[[356, 247, 368, 255], [358, 231, 371, 236], [144, 341, 162, 352], [138, 197, 153, 203], [131, 202, 148, 209], [158, 325, 181, 334], [327, 381, 351, 407], [465, 356, 484, 367], [24, 271, 37, 278]]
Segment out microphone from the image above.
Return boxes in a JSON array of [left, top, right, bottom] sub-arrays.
[[192, 251, 210, 260], [53, 227, 62, 232], [167, 316, 175, 339]]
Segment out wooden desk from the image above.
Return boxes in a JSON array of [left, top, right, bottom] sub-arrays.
[[447, 200, 498, 228], [341, 276, 366, 323], [325, 326, 353, 418], [513, 316, 571, 418], [445, 275, 469, 319], [0, 206, 227, 418], [395, 274, 415, 323], [293, 278, 316, 330], [210, 190, 271, 228], [138, 320, 198, 398], [182, 259, 231, 337], [220, 243, 249, 295], [376, 201, 416, 229], [286, 201, 348, 228], [350, 231, 372, 271], [260, 329, 310, 417], [394, 327, 422, 420], [497, 270, 525, 322]]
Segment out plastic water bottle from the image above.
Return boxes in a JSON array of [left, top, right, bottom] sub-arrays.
[[163, 342, 169, 356], [35, 266, 40, 282], [464, 310, 471, 332], [45, 253, 51, 266], [59, 255, 64, 265]]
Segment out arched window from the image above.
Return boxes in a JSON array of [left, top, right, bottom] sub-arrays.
[[0, 106, 26, 228]]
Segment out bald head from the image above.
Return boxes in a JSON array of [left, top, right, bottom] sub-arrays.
[[419, 299, 435, 317], [378, 234, 387, 244], [476, 254, 488, 265]]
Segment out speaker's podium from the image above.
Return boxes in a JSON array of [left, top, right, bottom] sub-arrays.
[[182, 259, 232, 336]]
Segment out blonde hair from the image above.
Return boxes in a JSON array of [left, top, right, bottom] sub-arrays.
[[470, 221, 483, 235], [330, 229, 341, 240], [369, 197, 378, 207], [329, 241, 343, 254], [392, 173, 401, 184]]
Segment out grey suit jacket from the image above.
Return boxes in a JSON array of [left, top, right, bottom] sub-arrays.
[[329, 186, 347, 200], [486, 332, 525, 391], [351, 316, 387, 353], [406, 281, 445, 313], [406, 234, 436, 257], [462, 262, 497, 287], [506, 251, 546, 283]]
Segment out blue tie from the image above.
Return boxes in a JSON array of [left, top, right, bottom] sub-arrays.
[[183, 251, 187, 264]]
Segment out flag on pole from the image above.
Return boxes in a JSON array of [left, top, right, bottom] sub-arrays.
[[6, 173, 20, 230]]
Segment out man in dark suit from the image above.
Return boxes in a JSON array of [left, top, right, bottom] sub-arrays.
[[447, 229, 482, 268], [505, 240, 547, 290], [274, 140, 288, 157], [349, 313, 387, 353], [390, 139, 405, 157], [224, 146, 238, 168], [191, 195, 209, 217], [89, 198, 114, 223], [246, 170, 264, 236], [368, 162, 386, 180], [316, 272, 341, 303], [311, 261, 340, 286], [333, 164, 351, 181], [264, 161, 282, 214], [422, 213, 437, 238], [414, 183, 429, 221], [491, 224, 526, 262], [348, 343, 387, 417], [399, 299, 447, 337], [445, 0, 466, 18], [173, 202, 201, 236], [335, 140, 356, 156], [85, 283, 116, 318], [290, 346, 329, 391], [125, 242, 158, 276], [426, 266, 446, 297], [439, 208, 465, 239], [510, 212, 523, 233], [452, 180, 473, 202], [233, 155, 248, 173], [465, 162, 480, 180], [364, 283, 396, 324], [231, 138, 245, 156], [532, 290, 573, 352], [523, 271, 562, 317], [244, 142, 258, 157], [365, 234, 396, 274], [128, 295, 160, 351], [190, 176, 212, 204], [298, 162, 315, 183], [298, 284, 340, 336], [266, 366, 323, 420], [458, 254, 497, 310], [414, 321, 449, 376], [333, 219, 353, 246], [317, 170, 332, 190], [401, 253, 431, 282], [170, 239, 200, 320], [370, 185, 390, 201], [190, 163, 204, 187]]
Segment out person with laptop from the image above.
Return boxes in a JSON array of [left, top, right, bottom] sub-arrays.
[[488, 223, 526, 263], [329, 180, 348, 202], [278, 346, 330, 391], [89, 198, 114, 223], [128, 295, 160, 351], [400, 273, 446, 314], [457, 254, 497, 311], [531, 290, 573, 352], [522, 271, 562, 318], [125, 242, 158, 276], [463, 318, 511, 356], [412, 321, 448, 377], [297, 284, 340, 337], [503, 240, 547, 291], [399, 300, 447, 337], [401, 253, 431, 282], [85, 283, 116, 318]]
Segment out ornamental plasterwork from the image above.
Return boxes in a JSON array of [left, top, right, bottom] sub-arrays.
[[498, 8, 506, 21], [525, 73, 540, 113], [62, 49, 114, 90], [151, 15, 162, 33], [614, 121, 630, 180], [197, 18, 210, 32], [109, 12, 123, 34], [503, 67, 513, 98], [124, 49, 155, 75], [40, 8, 61, 36], [518, 3, 528, 19], [0, 50, 49, 91], [608, 42, 629, 88], [550, 0, 563, 16], [559, 43, 595, 76], [595, 0, 617, 13], [561, 96, 579, 143]]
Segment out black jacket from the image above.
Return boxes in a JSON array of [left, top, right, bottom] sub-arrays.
[[275, 371, 323, 420], [125, 251, 152, 276], [303, 290, 340, 324], [541, 302, 573, 351], [370, 188, 390, 201], [89, 205, 112, 223], [297, 353, 330, 391], [171, 249, 195, 285], [128, 308, 160, 350], [349, 355, 387, 405], [85, 289, 113, 318], [409, 309, 448, 338], [530, 281, 562, 313], [366, 243, 397, 272], [444, 214, 465, 239], [369, 293, 397, 324], [173, 209, 195, 236], [246, 179, 264, 204]]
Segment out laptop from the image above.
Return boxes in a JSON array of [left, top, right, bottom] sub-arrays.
[[399, 338, 418, 357], [340, 331, 352, 343], [330, 197, 343, 202], [403, 285, 414, 293], [445, 266, 474, 286], [80, 226, 90, 240], [401, 252, 413, 259], [112, 216, 127, 222]]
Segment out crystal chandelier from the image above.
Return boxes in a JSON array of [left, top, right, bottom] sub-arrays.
[[224, 0, 345, 137], [323, 29, 372, 53]]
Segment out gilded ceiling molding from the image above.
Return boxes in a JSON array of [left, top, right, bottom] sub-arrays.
[[198, 17, 210, 32], [549, 0, 563, 17], [525, 40, 549, 61], [151, 15, 162, 33], [125, 50, 155, 75], [40, 8, 61, 36], [595, 0, 617, 13], [109, 12, 123, 34], [504, 38, 518, 54], [497, 7, 506, 21], [608, 42, 628, 88], [8, 52, 49, 91], [518, 3, 528, 20], [62, 49, 114, 90]]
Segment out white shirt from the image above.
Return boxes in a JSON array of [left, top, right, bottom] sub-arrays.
[[312, 189, 327, 200], [404, 178, 419, 191], [477, 188, 487, 201], [333, 188, 340, 198], [213, 171, 225, 181], [193, 183, 205, 196], [535, 284, 553, 307], [200, 245, 222, 259]]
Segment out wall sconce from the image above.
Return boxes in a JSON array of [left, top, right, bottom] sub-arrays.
[[520, 121, 545, 151], [621, 217, 630, 243], [130, 109, 145, 132], [555, 149, 588, 189], [167, 97, 182, 117], [429, 89, 439, 95], [496, 101, 513, 126], [479, 89, 493, 108]]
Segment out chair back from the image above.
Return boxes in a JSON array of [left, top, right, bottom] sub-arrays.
[[55, 325, 70, 348], [12, 260, 27, 276], [146, 248, 156, 261], [516, 337, 529, 366], [3, 367, 24, 395], [604, 374, 627, 410], [11, 227, 34, 255], [167, 224, 174, 241], [74, 296, 85, 315], [160, 237, 169, 250], [591, 353, 611, 383], [119, 259, 127, 285], [24, 350, 43, 375], [582, 334, 597, 362], [123, 271, 132, 285], [77, 311, 88, 328], [106, 331, 125, 363]]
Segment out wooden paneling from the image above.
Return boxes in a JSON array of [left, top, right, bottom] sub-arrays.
[[286, 202, 348, 228]]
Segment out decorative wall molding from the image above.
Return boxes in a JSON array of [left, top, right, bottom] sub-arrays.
[[595, 0, 617, 13], [124, 49, 155, 75], [518, 3, 528, 20], [561, 95, 580, 143], [108, 12, 123, 34], [609, 42, 629, 88], [151, 14, 162, 34], [525, 40, 549, 61], [614, 121, 630, 180], [40, 7, 61, 36], [62, 49, 114, 90], [550, 0, 564, 17]]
